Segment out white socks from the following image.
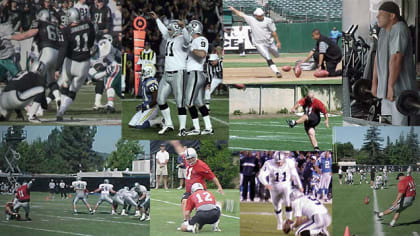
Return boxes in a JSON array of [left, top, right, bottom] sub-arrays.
[[95, 94, 102, 106], [270, 64, 279, 73], [203, 116, 212, 130], [160, 108, 173, 127], [106, 88, 115, 107], [58, 95, 73, 116], [192, 118, 200, 130], [179, 114, 187, 130]]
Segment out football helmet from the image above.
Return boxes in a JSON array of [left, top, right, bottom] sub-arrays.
[[36, 9, 51, 22], [98, 39, 112, 58], [134, 182, 140, 187], [289, 189, 304, 202], [273, 151, 285, 163], [76, 176, 82, 181], [141, 64, 156, 79], [185, 148, 197, 160], [191, 183, 204, 193], [103, 34, 113, 44], [67, 8, 80, 25], [104, 179, 109, 184], [123, 186, 129, 191], [167, 20, 182, 37], [188, 20, 203, 35]]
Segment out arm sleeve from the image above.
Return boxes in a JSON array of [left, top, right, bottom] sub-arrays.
[[298, 98, 305, 106], [257, 162, 270, 186], [316, 99, 327, 115], [242, 14, 254, 26], [156, 18, 169, 40], [201, 163, 216, 180], [390, 25, 408, 56], [318, 41, 329, 54], [185, 196, 195, 211], [88, 23, 96, 48]]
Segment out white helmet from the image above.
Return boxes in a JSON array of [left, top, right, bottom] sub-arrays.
[[134, 182, 139, 187], [76, 176, 82, 181], [123, 186, 129, 191], [191, 183, 204, 193], [103, 34, 113, 44], [289, 189, 304, 202], [141, 64, 156, 79], [167, 20, 182, 37], [104, 179, 109, 184], [273, 151, 285, 163], [188, 20, 203, 35], [98, 39, 112, 58], [37, 9, 51, 22], [185, 148, 197, 160], [67, 8, 80, 25]]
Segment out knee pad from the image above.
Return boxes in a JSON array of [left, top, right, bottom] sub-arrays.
[[266, 59, 274, 66], [285, 206, 292, 212], [188, 106, 199, 119], [159, 104, 168, 110], [198, 106, 209, 116], [68, 91, 76, 100], [300, 230, 310, 236], [95, 81, 105, 94], [0, 72, 44, 110], [178, 107, 187, 115]]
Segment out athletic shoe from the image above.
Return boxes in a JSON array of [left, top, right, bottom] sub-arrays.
[[106, 105, 116, 113], [120, 212, 128, 216], [140, 214, 146, 221], [158, 125, 174, 135], [213, 226, 221, 232], [192, 223, 200, 234], [276, 72, 282, 78], [93, 104, 105, 110], [201, 129, 214, 135], [177, 186, 183, 190], [374, 211, 382, 219], [28, 115, 42, 123], [286, 120, 296, 128], [186, 129, 201, 136], [145, 216, 150, 221], [26, 217, 32, 221], [178, 129, 187, 137]]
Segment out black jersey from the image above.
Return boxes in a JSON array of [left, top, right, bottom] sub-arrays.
[[56, 21, 95, 69], [90, 6, 112, 31], [56, 9, 67, 27], [32, 20, 60, 50]]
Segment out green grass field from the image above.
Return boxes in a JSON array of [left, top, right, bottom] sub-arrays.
[[223, 53, 309, 60], [333, 172, 420, 236], [2, 85, 122, 125], [240, 201, 332, 236], [229, 115, 342, 150], [150, 189, 239, 236], [0, 192, 148, 236], [122, 97, 229, 140]]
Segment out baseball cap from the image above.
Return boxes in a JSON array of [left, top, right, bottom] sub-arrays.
[[209, 54, 219, 61], [396, 173, 404, 180], [253, 8, 264, 16]]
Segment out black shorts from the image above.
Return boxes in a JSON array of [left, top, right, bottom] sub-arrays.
[[181, 192, 191, 202], [189, 208, 221, 228], [49, 189, 55, 194], [304, 112, 321, 133], [371, 175, 375, 181], [338, 174, 342, 179]]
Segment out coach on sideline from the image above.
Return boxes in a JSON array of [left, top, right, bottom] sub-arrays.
[[302, 29, 342, 77], [372, 1, 416, 125]]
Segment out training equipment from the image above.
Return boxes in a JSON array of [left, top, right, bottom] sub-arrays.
[[233, 84, 246, 90], [344, 226, 351, 236], [294, 64, 302, 78], [352, 79, 373, 102], [396, 90, 420, 116], [314, 70, 329, 78], [364, 196, 370, 205], [282, 66, 291, 72], [282, 219, 293, 234]]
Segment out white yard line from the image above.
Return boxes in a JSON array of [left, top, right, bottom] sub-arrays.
[[167, 100, 228, 126], [373, 189, 385, 236], [152, 198, 239, 220], [0, 223, 94, 236], [413, 232, 419, 236], [34, 213, 148, 226]]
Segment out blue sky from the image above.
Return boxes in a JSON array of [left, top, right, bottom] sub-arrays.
[[0, 126, 150, 155], [334, 126, 420, 149]]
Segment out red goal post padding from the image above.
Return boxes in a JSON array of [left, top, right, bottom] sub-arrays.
[[133, 16, 147, 96]]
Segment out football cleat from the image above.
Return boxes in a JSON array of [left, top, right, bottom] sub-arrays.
[[140, 214, 146, 221], [177, 129, 187, 137], [92, 104, 105, 110], [186, 129, 201, 136], [201, 129, 214, 135], [374, 211, 382, 219], [213, 226, 221, 232], [276, 72, 282, 78], [26, 217, 32, 221], [286, 120, 296, 128], [145, 215, 150, 221], [192, 223, 200, 234], [28, 115, 42, 123], [158, 125, 174, 135], [120, 211, 128, 216], [106, 105, 116, 113], [135, 211, 141, 217]]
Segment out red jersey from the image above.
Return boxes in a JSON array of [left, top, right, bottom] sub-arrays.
[[298, 97, 327, 116], [15, 185, 30, 201], [185, 159, 216, 193], [398, 176, 416, 197], [185, 190, 216, 212]]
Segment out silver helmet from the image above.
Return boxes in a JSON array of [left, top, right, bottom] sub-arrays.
[[36, 9, 51, 22], [67, 8, 80, 25], [188, 20, 203, 35], [289, 189, 304, 202], [104, 179, 109, 184], [191, 183, 204, 193], [167, 20, 182, 37]]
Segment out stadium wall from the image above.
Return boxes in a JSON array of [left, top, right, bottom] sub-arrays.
[[229, 85, 342, 114], [275, 22, 342, 53]]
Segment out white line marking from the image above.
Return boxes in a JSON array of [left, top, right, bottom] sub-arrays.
[[229, 122, 332, 130], [413, 232, 419, 236], [373, 189, 385, 236], [152, 198, 239, 219], [0, 222, 94, 236], [34, 213, 148, 226], [167, 100, 228, 126], [124, 98, 228, 102]]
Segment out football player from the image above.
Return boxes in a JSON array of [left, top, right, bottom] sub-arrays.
[[375, 173, 416, 227], [132, 183, 150, 221], [319, 152, 332, 202], [346, 167, 353, 185], [91, 179, 116, 214], [0, 71, 45, 121], [204, 53, 223, 110], [5, 201, 21, 221], [383, 166, 388, 188], [0, 21, 20, 81], [113, 187, 139, 216], [128, 64, 163, 129], [8, 9, 61, 122], [180, 183, 221, 233], [90, 0, 112, 39], [338, 166, 343, 185], [13, 179, 35, 221], [183, 20, 213, 136], [288, 189, 331, 236], [258, 151, 303, 230], [74, 0, 90, 21], [70, 176, 93, 215], [55, 8, 95, 121], [149, 11, 188, 136]]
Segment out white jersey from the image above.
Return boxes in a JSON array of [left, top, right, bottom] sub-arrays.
[[258, 159, 302, 189], [186, 36, 208, 72], [293, 195, 328, 218], [338, 169, 342, 175], [346, 169, 353, 177], [74, 3, 90, 21], [139, 185, 150, 198], [242, 15, 276, 45], [59, 182, 65, 188], [99, 183, 113, 195], [72, 180, 87, 194], [49, 182, 55, 189], [156, 19, 188, 71]]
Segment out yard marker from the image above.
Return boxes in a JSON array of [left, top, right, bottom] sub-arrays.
[[344, 226, 350, 236], [372, 189, 385, 236]]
